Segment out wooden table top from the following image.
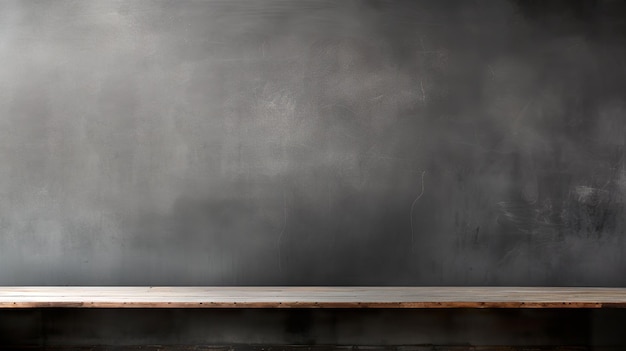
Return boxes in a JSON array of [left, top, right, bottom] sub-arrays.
[[1, 286, 626, 308]]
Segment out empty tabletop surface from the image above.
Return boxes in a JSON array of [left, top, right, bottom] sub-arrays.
[[1, 286, 626, 308]]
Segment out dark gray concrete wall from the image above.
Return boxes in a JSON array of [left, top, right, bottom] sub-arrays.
[[1, 0, 626, 286]]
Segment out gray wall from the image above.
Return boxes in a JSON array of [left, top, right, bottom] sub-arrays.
[[1, 0, 626, 286]]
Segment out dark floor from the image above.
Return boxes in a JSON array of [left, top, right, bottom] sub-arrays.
[[2, 308, 626, 350], [0, 345, 617, 351]]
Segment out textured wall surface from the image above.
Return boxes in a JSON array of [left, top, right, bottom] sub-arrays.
[[1, 0, 625, 286]]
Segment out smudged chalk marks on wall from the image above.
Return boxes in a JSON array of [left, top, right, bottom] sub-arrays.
[[0, 0, 625, 286]]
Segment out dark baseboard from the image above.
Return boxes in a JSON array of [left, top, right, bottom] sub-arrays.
[[0, 345, 617, 351]]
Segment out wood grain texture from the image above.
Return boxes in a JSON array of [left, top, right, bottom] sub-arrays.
[[1, 287, 626, 308]]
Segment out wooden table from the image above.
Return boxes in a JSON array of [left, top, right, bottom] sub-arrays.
[[1, 286, 626, 308]]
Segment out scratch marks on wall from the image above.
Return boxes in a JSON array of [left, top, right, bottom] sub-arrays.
[[277, 189, 288, 273], [410, 171, 426, 251]]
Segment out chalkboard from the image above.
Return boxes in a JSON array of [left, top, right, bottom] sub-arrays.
[[1, 0, 625, 286]]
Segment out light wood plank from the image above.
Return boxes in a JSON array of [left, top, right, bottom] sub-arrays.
[[1, 287, 626, 308]]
